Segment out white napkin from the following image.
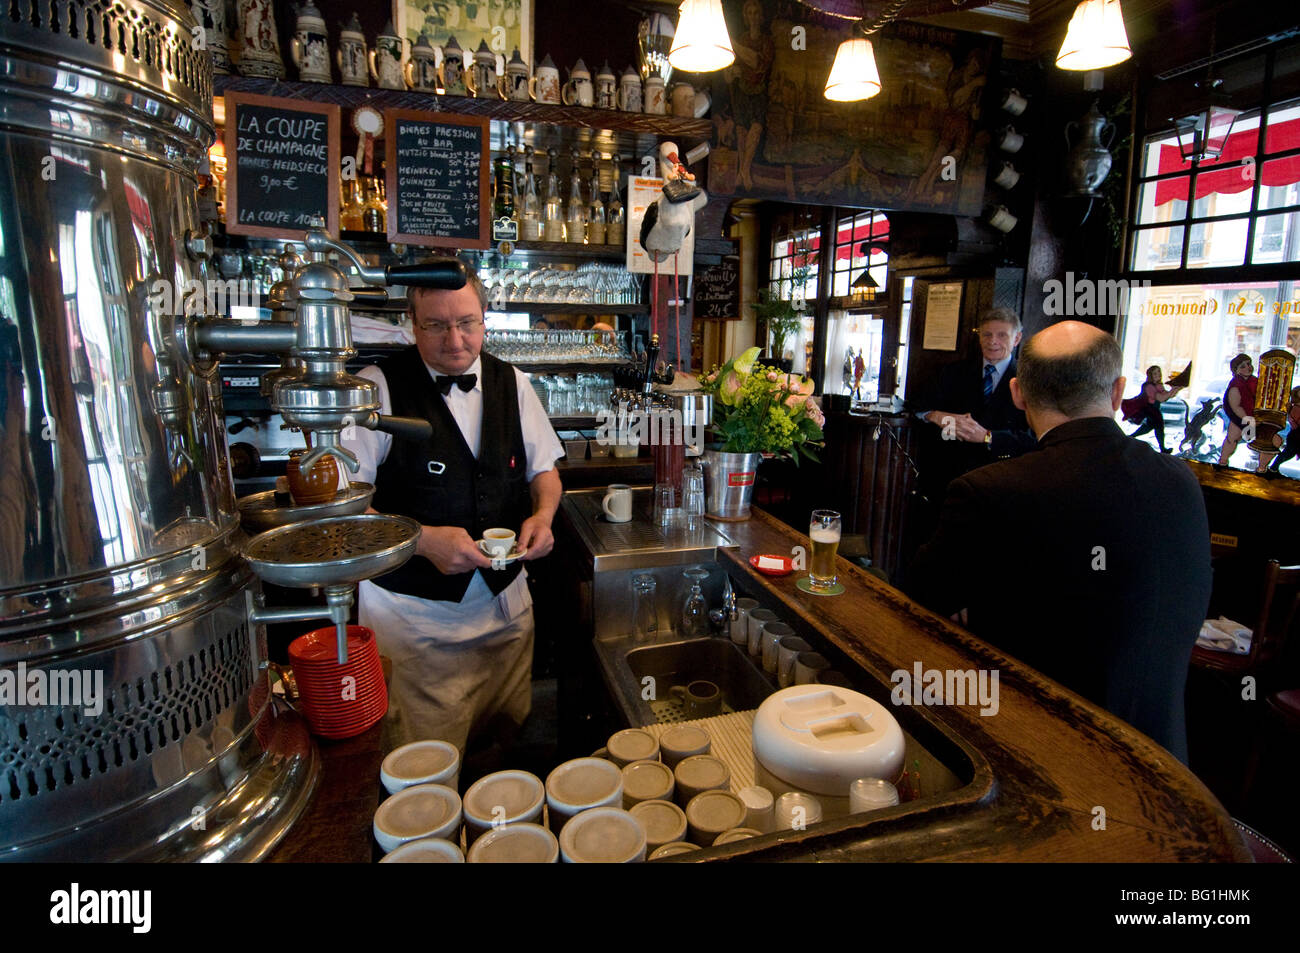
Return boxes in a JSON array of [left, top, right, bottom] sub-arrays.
[[756, 555, 785, 571], [351, 315, 415, 344], [1196, 616, 1253, 654]]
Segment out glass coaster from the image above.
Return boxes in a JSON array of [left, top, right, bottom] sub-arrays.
[[796, 577, 846, 597]]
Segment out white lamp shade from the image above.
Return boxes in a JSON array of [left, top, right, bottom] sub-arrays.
[[669, 0, 735, 73], [1056, 0, 1132, 71], [824, 38, 881, 102]]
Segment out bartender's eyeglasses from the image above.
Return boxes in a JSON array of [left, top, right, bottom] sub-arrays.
[[415, 318, 484, 337]]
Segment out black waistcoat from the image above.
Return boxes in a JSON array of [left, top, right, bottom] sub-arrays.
[[369, 348, 530, 602]]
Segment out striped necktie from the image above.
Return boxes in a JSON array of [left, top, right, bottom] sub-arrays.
[[983, 363, 995, 399]]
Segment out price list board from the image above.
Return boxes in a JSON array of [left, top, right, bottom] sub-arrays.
[[384, 109, 489, 249], [694, 256, 741, 320], [223, 92, 339, 239]]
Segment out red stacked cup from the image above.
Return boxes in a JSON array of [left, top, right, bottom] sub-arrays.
[[288, 625, 388, 739]]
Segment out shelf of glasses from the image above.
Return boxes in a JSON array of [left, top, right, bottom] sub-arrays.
[[512, 362, 630, 372], [489, 303, 646, 315], [480, 240, 631, 262]]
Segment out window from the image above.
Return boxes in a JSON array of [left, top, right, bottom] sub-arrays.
[[821, 210, 891, 400], [829, 210, 889, 302], [767, 213, 819, 305], [1120, 39, 1300, 468]]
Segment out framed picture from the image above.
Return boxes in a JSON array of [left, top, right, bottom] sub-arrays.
[[395, 1, 533, 70]]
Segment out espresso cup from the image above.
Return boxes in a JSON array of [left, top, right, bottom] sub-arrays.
[[622, 759, 676, 808], [607, 727, 659, 767], [794, 651, 830, 685], [994, 161, 1021, 190], [482, 527, 516, 556], [988, 205, 1018, 233], [658, 725, 710, 769], [1001, 87, 1028, 115], [545, 757, 623, 831], [730, 597, 759, 646], [761, 621, 795, 675], [674, 754, 731, 806], [372, 783, 463, 854], [380, 739, 461, 795], [998, 125, 1024, 153], [776, 635, 813, 688], [602, 483, 633, 522], [670, 679, 722, 719]]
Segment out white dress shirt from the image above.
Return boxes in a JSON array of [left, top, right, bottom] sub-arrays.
[[345, 354, 564, 633]]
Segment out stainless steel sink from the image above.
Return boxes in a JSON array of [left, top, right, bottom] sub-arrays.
[[596, 635, 775, 727]]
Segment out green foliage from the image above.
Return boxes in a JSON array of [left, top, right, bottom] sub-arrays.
[[699, 347, 826, 464]]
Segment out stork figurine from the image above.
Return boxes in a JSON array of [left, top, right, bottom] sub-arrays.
[[639, 141, 708, 366]]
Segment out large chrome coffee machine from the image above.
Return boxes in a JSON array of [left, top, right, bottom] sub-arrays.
[[0, 0, 460, 860]]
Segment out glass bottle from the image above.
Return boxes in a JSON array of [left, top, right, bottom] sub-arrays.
[[566, 148, 587, 244], [587, 151, 606, 246], [521, 145, 542, 241], [340, 177, 364, 231], [543, 148, 565, 243], [493, 145, 515, 225], [606, 153, 625, 247], [362, 177, 385, 233]]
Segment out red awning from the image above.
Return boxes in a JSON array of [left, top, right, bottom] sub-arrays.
[[1154, 117, 1300, 205]]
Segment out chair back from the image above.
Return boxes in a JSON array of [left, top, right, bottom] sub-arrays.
[[1250, 560, 1300, 675]]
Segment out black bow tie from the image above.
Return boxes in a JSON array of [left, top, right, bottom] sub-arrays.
[[435, 374, 476, 395]]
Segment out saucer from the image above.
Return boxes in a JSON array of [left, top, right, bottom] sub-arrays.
[[478, 539, 526, 564], [750, 554, 793, 577]]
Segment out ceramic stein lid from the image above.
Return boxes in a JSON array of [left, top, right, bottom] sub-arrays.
[[474, 38, 494, 61], [571, 57, 589, 78], [508, 47, 526, 67], [537, 53, 556, 70], [622, 64, 640, 79], [340, 12, 363, 37], [597, 60, 616, 80], [443, 35, 462, 53], [296, 1, 324, 27], [412, 33, 434, 53], [378, 17, 399, 40]]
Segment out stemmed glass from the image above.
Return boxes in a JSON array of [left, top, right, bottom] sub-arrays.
[[681, 566, 710, 637]]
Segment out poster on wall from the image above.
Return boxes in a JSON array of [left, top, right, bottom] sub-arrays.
[[707, 0, 997, 216], [395, 0, 533, 71], [922, 282, 963, 351], [626, 176, 695, 277]]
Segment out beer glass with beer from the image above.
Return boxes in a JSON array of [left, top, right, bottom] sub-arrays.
[[809, 510, 842, 591]]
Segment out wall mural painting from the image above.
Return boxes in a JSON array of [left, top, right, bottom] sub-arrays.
[[395, 1, 532, 65], [708, 0, 997, 216]]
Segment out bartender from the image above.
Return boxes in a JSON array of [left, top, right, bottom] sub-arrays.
[[343, 263, 564, 755]]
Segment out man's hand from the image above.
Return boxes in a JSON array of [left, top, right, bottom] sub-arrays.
[[518, 515, 554, 560], [416, 525, 493, 573], [952, 415, 989, 444]]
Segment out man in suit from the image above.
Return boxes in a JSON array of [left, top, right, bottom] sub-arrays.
[[908, 321, 1211, 762], [917, 307, 1038, 478]]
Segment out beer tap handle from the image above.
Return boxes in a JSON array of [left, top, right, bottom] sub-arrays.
[[365, 413, 433, 442], [385, 259, 468, 289]]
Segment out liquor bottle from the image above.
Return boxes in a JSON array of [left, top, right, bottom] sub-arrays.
[[340, 176, 365, 231], [566, 148, 587, 244], [361, 177, 385, 232], [543, 148, 565, 243], [493, 146, 515, 224], [587, 151, 606, 246], [606, 153, 625, 247], [521, 145, 542, 241]]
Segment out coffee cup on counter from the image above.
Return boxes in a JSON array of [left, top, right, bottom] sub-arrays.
[[602, 483, 633, 523]]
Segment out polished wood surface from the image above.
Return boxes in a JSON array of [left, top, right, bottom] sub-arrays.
[[1186, 459, 1300, 506], [701, 509, 1250, 862]]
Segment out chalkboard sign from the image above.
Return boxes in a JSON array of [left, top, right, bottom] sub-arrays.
[[224, 92, 339, 239], [385, 109, 489, 249], [694, 256, 740, 320]]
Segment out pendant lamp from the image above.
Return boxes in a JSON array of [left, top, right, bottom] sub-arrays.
[[824, 37, 882, 102], [1056, 0, 1132, 71], [669, 0, 735, 73]]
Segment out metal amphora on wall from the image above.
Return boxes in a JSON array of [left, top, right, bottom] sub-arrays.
[[1064, 101, 1116, 197]]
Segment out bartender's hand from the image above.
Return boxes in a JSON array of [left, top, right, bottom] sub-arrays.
[[416, 525, 493, 573], [518, 515, 554, 560]]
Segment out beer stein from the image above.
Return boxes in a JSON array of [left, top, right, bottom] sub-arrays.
[[500, 48, 531, 101], [617, 65, 642, 112], [290, 0, 331, 83], [562, 58, 593, 107], [439, 36, 466, 95], [369, 18, 404, 90], [670, 81, 695, 118], [191, 0, 231, 74], [236, 0, 285, 78], [336, 13, 369, 87], [530, 54, 561, 104], [465, 39, 500, 99], [595, 61, 617, 110], [405, 34, 439, 92], [643, 73, 666, 115]]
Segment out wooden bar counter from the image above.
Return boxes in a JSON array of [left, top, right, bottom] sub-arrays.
[[695, 508, 1249, 862]]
